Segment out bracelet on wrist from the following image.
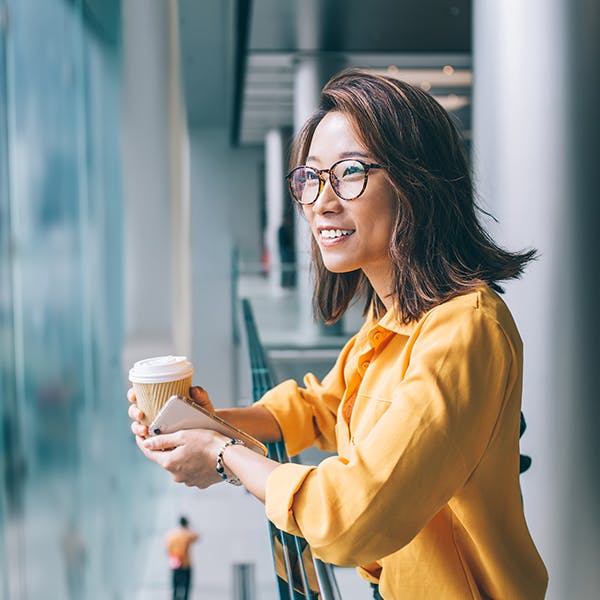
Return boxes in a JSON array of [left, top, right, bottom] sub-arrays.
[[216, 438, 245, 486]]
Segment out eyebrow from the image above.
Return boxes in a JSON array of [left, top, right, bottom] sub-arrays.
[[306, 151, 371, 163]]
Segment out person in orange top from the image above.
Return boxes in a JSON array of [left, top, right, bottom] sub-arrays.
[[165, 516, 199, 600], [129, 69, 548, 598]]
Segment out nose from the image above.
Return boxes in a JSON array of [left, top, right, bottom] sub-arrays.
[[311, 174, 341, 214]]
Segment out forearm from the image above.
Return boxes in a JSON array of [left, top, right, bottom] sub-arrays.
[[221, 442, 280, 503], [216, 404, 282, 443]]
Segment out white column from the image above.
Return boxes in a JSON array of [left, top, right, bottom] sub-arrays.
[[561, 1, 600, 597], [122, 0, 174, 356], [264, 128, 285, 294], [293, 56, 321, 339], [473, 1, 600, 596], [168, 0, 191, 357], [293, 54, 345, 338]]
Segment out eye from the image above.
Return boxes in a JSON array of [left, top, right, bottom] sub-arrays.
[[340, 161, 365, 180], [301, 168, 320, 188]]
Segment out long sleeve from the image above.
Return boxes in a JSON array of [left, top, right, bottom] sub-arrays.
[[264, 299, 517, 566], [256, 332, 360, 455]]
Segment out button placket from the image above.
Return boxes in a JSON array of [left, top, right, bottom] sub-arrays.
[[357, 347, 374, 376]]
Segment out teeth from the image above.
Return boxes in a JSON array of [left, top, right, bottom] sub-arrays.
[[320, 229, 354, 239]]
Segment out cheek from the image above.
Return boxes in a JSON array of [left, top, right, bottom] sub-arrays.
[[372, 194, 397, 242], [359, 207, 395, 244]]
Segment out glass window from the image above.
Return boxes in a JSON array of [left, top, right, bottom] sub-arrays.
[[1, 1, 156, 597]]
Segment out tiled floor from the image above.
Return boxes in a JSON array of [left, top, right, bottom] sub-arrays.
[[133, 275, 374, 599]]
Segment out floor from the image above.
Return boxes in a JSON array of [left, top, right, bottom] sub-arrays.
[[133, 274, 374, 599]]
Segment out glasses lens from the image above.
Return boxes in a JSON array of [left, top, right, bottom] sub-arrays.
[[331, 160, 367, 200], [289, 167, 320, 204]]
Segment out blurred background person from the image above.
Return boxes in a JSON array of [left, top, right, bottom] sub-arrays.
[[165, 515, 199, 600]]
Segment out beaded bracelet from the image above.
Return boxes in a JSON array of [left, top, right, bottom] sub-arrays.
[[216, 438, 245, 486]]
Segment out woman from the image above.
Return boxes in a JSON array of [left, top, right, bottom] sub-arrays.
[[129, 69, 548, 599]]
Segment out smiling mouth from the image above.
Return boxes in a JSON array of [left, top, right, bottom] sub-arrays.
[[319, 228, 355, 239]]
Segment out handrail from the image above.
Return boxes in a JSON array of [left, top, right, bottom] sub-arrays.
[[241, 298, 342, 600]]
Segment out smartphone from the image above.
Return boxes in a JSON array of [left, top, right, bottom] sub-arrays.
[[148, 394, 268, 456]]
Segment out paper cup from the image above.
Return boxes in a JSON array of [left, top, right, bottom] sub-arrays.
[[129, 355, 194, 426]]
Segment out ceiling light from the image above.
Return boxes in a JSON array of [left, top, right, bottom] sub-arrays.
[[434, 94, 469, 111]]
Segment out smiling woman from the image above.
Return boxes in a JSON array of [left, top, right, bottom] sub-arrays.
[[129, 69, 548, 600], [293, 111, 398, 305], [293, 70, 538, 327]]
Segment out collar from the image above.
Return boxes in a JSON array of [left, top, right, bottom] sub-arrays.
[[359, 304, 419, 346], [376, 308, 419, 336]]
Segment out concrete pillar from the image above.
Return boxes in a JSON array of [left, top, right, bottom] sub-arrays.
[[562, 0, 600, 597], [122, 0, 190, 361], [473, 0, 600, 596], [293, 56, 320, 339], [122, 0, 173, 353], [264, 128, 285, 294], [167, 0, 191, 358], [292, 54, 345, 339]]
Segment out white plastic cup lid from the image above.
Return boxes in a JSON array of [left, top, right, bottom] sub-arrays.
[[128, 355, 194, 384]]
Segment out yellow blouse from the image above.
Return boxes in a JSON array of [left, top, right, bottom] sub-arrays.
[[257, 286, 548, 599]]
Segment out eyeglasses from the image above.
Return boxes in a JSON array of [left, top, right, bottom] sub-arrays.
[[286, 159, 382, 205]]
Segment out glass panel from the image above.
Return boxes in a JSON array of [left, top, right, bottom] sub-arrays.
[[6, 2, 86, 596], [1, 0, 155, 597], [0, 5, 20, 597]]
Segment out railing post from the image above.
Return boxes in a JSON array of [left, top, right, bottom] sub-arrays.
[[233, 562, 256, 600], [241, 297, 341, 599]]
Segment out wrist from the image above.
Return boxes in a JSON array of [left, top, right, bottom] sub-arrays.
[[215, 438, 246, 486]]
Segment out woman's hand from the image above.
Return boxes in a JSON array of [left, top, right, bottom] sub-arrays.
[[137, 428, 227, 488], [127, 386, 225, 488], [127, 385, 215, 439], [127, 385, 280, 500]]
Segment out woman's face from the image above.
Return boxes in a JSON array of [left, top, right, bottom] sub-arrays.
[[303, 111, 396, 290]]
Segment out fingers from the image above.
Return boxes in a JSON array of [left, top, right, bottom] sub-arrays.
[[136, 436, 186, 472], [128, 393, 147, 437], [128, 403, 144, 421], [131, 420, 148, 437], [142, 431, 183, 452], [136, 434, 163, 462]]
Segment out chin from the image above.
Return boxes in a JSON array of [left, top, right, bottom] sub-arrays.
[[321, 258, 358, 274]]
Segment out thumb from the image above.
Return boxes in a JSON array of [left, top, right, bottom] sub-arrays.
[[189, 386, 214, 412], [143, 432, 183, 452]]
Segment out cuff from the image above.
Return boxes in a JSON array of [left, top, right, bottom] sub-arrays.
[[265, 462, 316, 536]]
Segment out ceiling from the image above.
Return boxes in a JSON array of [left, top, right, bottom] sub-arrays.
[[177, 0, 472, 145]]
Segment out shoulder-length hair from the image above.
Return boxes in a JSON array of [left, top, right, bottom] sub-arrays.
[[290, 68, 537, 324]]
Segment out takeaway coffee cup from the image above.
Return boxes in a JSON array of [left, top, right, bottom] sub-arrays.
[[129, 355, 194, 427]]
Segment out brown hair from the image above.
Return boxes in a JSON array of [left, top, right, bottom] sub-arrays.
[[291, 68, 537, 324]]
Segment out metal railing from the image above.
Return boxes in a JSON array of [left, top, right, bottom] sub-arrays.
[[241, 298, 342, 600]]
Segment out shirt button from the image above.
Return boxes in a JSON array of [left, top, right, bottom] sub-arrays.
[[361, 360, 370, 370], [370, 330, 384, 347]]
